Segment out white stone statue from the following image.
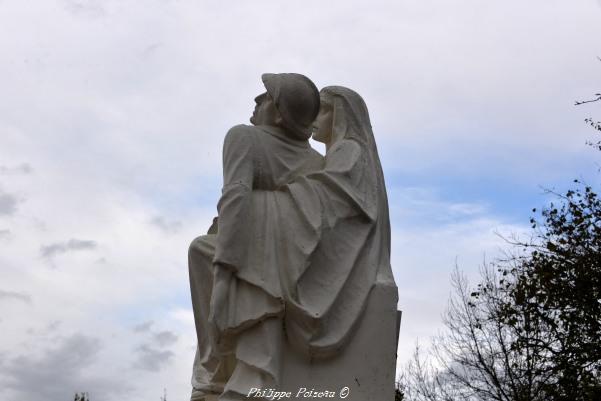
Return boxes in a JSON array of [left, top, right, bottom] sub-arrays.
[[188, 75, 398, 401]]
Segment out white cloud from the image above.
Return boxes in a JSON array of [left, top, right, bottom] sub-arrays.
[[63, 0, 107, 19], [133, 320, 154, 333], [0, 163, 32, 175], [390, 187, 530, 372], [0, 289, 32, 305], [40, 238, 98, 261], [153, 330, 179, 347], [150, 216, 183, 234], [133, 344, 174, 372], [0, 333, 132, 401], [0, 190, 19, 216]]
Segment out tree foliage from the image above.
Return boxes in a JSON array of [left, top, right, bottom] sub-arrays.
[[400, 71, 601, 401], [73, 393, 89, 401], [402, 186, 601, 400], [500, 181, 601, 400], [403, 267, 555, 401]]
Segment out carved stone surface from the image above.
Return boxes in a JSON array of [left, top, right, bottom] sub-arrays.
[[278, 282, 398, 401], [188, 74, 398, 400]]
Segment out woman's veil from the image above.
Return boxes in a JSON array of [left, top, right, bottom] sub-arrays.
[[321, 86, 393, 280]]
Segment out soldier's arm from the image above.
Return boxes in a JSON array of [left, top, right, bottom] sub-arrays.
[[213, 125, 254, 271]]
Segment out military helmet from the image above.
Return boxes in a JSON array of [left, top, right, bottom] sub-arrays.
[[261, 73, 320, 140]]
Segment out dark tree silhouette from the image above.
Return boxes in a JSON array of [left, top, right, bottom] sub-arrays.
[[73, 392, 89, 401], [496, 180, 601, 400], [400, 65, 601, 401], [402, 267, 554, 401]]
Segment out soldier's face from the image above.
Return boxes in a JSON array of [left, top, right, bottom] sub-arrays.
[[250, 92, 279, 126]]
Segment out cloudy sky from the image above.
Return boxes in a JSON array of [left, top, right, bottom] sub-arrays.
[[1, 1, 600, 400]]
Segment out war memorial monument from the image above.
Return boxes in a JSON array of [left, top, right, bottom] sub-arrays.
[[188, 73, 399, 400]]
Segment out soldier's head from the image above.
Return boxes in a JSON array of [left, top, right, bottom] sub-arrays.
[[250, 73, 320, 141], [250, 91, 279, 127]]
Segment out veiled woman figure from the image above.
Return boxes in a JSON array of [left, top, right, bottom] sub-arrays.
[[190, 86, 396, 400], [281, 85, 396, 355]]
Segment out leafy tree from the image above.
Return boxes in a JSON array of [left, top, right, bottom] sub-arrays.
[[396, 379, 406, 400], [402, 267, 552, 401], [73, 392, 89, 401], [497, 180, 601, 400], [401, 184, 601, 400], [400, 69, 601, 401], [491, 86, 601, 400], [576, 86, 601, 142]]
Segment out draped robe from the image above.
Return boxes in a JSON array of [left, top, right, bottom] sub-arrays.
[[190, 123, 322, 398], [190, 121, 395, 399]]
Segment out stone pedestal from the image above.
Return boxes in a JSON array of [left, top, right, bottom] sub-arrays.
[[279, 281, 398, 401]]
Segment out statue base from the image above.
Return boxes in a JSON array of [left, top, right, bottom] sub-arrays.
[[279, 281, 398, 401]]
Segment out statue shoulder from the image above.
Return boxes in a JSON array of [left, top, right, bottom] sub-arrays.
[[226, 124, 260, 138], [223, 124, 259, 150]]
